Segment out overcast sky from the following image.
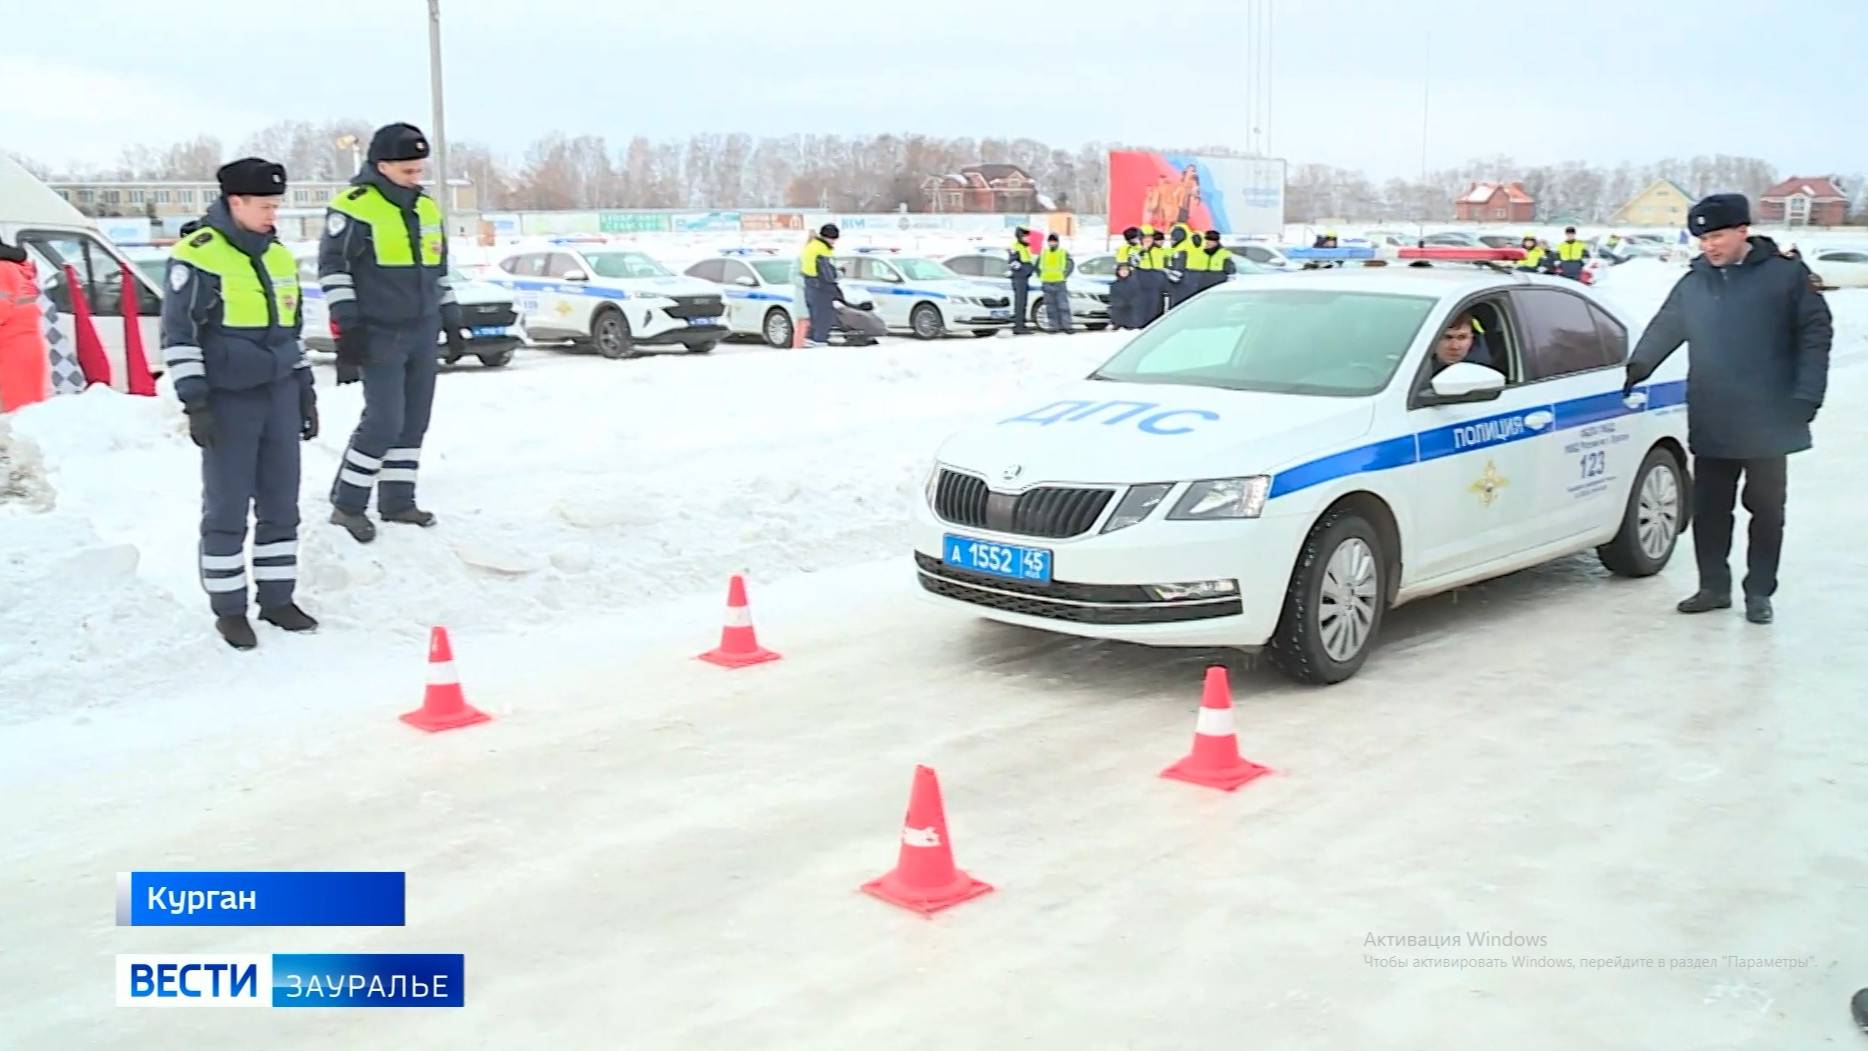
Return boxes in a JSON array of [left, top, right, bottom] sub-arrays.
[[6, 0, 1863, 181]]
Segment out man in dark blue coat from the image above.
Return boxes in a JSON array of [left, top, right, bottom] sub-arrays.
[[1624, 193, 1832, 624]]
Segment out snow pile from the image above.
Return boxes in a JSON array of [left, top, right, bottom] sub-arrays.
[[0, 336, 1116, 713]]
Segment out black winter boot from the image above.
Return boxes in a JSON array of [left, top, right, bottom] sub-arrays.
[[331, 508, 377, 543], [381, 507, 437, 527], [260, 604, 319, 632], [1675, 590, 1732, 614], [215, 615, 257, 650], [1745, 597, 1773, 625]]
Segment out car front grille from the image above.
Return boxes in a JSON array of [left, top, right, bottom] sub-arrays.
[[978, 295, 1010, 309], [934, 469, 1113, 540], [466, 303, 518, 327], [915, 554, 1242, 625], [1093, 293, 1111, 304], [666, 295, 725, 319]]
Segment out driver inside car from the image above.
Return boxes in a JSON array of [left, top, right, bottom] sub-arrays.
[[1430, 312, 1500, 374]]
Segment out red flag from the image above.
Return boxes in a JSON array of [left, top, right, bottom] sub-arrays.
[[62, 264, 112, 389], [119, 262, 156, 396]]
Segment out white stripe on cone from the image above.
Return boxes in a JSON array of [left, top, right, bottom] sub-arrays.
[[1195, 706, 1235, 737], [724, 605, 752, 628], [426, 660, 459, 686]]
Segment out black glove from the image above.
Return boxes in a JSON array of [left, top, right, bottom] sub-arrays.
[[185, 407, 215, 448], [1622, 361, 1651, 397], [299, 386, 319, 441], [336, 362, 360, 386], [334, 323, 366, 370], [445, 327, 467, 360]]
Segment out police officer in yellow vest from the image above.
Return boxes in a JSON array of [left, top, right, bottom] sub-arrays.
[[161, 158, 319, 649], [1515, 233, 1551, 273], [1556, 226, 1590, 280], [1185, 229, 1236, 299], [1131, 228, 1169, 326], [1008, 226, 1037, 334], [1037, 233, 1074, 333], [320, 123, 464, 543], [797, 223, 841, 346]]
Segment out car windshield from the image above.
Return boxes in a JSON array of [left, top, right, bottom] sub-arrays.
[[894, 258, 957, 281], [1077, 256, 1117, 276], [752, 259, 794, 283], [583, 251, 671, 279], [1089, 289, 1436, 397]]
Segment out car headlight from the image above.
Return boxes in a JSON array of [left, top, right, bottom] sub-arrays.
[[1101, 482, 1174, 533], [1168, 477, 1271, 520], [1069, 291, 1094, 301], [924, 462, 941, 507]]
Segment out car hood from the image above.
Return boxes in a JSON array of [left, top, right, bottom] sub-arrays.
[[600, 275, 721, 296], [937, 379, 1378, 485], [885, 278, 1010, 299], [454, 276, 517, 306]]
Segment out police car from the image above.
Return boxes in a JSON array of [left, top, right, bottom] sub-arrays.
[[682, 249, 804, 348], [292, 248, 523, 368], [831, 250, 1015, 339], [912, 250, 1690, 684], [939, 248, 1112, 332], [485, 240, 726, 358]]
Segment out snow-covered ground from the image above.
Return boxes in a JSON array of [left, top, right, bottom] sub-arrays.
[[3, 262, 1866, 1048]]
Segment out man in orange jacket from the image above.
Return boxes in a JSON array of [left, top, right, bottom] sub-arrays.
[[0, 238, 50, 412]]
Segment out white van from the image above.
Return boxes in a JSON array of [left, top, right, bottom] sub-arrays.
[[0, 156, 163, 391]]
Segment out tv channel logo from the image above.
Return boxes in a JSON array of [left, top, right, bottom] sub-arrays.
[[116, 954, 271, 1007]]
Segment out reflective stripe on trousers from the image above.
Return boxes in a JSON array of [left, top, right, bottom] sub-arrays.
[[199, 378, 302, 615], [331, 322, 438, 513]]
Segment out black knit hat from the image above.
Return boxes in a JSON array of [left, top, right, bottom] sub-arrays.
[[1122, 226, 1140, 241], [1203, 229, 1221, 241], [819, 223, 840, 240], [1688, 193, 1750, 235], [367, 122, 431, 163], [217, 157, 286, 197]]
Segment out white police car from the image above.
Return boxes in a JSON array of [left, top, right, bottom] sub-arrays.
[[938, 248, 1111, 332], [912, 255, 1690, 684], [293, 249, 523, 368], [485, 240, 726, 358], [682, 249, 805, 348], [832, 250, 1015, 339]]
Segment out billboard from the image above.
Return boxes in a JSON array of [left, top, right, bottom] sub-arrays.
[[1107, 152, 1286, 237], [740, 213, 805, 232], [671, 211, 742, 233], [598, 212, 670, 234]]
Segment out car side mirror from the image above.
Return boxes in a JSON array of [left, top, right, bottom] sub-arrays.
[[1420, 361, 1506, 405], [734, 275, 756, 287], [562, 269, 588, 282]]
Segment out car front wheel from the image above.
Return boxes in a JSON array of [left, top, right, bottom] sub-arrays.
[[763, 309, 795, 349], [1598, 446, 1683, 577], [592, 308, 634, 359], [910, 303, 944, 340], [1267, 509, 1387, 685]]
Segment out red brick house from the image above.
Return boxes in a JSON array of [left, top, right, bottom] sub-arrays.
[[1758, 176, 1848, 226], [1453, 181, 1535, 223], [922, 164, 1038, 213]]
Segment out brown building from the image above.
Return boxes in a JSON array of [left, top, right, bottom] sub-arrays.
[[922, 164, 1038, 213], [1453, 180, 1536, 223], [1757, 176, 1849, 226]]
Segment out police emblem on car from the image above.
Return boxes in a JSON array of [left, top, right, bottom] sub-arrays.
[[1001, 464, 1023, 482]]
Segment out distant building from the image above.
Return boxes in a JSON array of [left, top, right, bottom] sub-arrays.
[[1757, 176, 1849, 226], [1452, 181, 1535, 223], [45, 177, 478, 219], [921, 164, 1038, 213], [1609, 179, 1694, 229]]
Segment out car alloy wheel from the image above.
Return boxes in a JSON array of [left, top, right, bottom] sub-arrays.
[[1637, 461, 1680, 561], [1317, 537, 1379, 663]]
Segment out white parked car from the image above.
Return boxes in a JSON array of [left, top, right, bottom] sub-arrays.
[[682, 249, 809, 348], [939, 248, 1111, 332], [911, 262, 1690, 684], [294, 249, 523, 368], [831, 250, 1015, 339], [485, 241, 727, 357], [1805, 246, 1868, 289]]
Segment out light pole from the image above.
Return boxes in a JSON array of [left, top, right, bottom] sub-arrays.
[[427, 0, 450, 224]]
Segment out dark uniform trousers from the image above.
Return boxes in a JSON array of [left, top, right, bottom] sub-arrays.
[[330, 322, 439, 515], [1692, 455, 1787, 598], [200, 376, 302, 616]]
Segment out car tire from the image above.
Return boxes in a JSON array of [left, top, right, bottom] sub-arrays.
[[591, 307, 634, 360], [687, 341, 717, 354], [478, 349, 514, 368], [763, 309, 795, 349], [1267, 509, 1387, 685], [910, 303, 944, 340], [1031, 298, 1054, 332], [972, 329, 998, 338], [1597, 446, 1684, 577]]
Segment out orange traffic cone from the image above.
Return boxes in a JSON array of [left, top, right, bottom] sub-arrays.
[[119, 262, 156, 397], [861, 765, 994, 916], [1160, 666, 1271, 791], [793, 316, 809, 349], [698, 573, 780, 668], [399, 626, 491, 732]]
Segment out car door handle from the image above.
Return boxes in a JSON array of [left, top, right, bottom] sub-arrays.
[[1622, 390, 1649, 409]]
